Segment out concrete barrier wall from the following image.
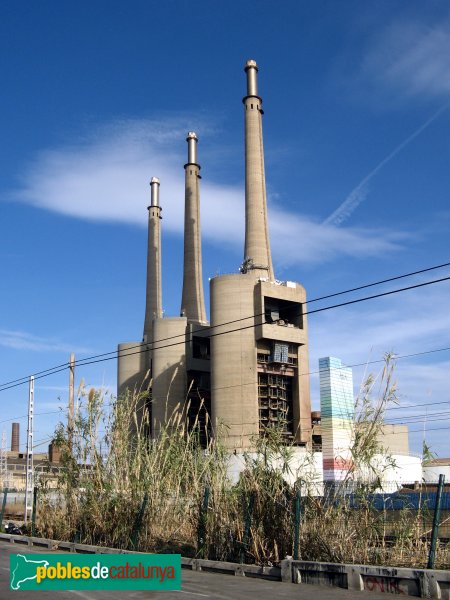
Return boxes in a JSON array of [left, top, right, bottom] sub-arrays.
[[1, 533, 449, 597], [280, 559, 450, 599]]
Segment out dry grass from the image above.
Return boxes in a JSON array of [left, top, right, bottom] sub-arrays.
[[33, 359, 450, 569]]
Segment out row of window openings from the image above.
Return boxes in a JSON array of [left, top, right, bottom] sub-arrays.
[[259, 389, 288, 400], [258, 353, 297, 365], [8, 465, 58, 472], [257, 342, 297, 365], [259, 374, 290, 385]]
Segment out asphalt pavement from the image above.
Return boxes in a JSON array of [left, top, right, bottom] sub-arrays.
[[0, 541, 393, 600]]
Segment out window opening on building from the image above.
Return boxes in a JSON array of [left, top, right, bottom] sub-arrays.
[[264, 297, 303, 328], [186, 371, 211, 448], [258, 372, 293, 439], [193, 336, 210, 360], [272, 342, 289, 363]]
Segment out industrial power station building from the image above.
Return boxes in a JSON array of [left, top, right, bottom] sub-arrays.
[[117, 60, 312, 451]]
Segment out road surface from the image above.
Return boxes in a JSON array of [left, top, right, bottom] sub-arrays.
[[0, 541, 392, 599]]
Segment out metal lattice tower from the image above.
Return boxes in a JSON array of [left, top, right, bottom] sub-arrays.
[[0, 430, 8, 490], [24, 376, 34, 522]]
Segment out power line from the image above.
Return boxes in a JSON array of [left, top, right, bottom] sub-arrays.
[[69, 342, 450, 405], [0, 410, 63, 425], [1, 403, 449, 447], [47, 259, 450, 366], [0, 367, 69, 393], [1, 373, 449, 433], [30, 260, 450, 372], [305, 275, 450, 316], [399, 425, 450, 435], [1, 341, 447, 427], [1, 270, 450, 393], [310, 260, 450, 303], [387, 414, 450, 425], [2, 349, 445, 429], [74, 274, 450, 371], [207, 346, 450, 395], [0, 361, 71, 389], [189, 421, 450, 437], [73, 266, 450, 366], [33, 436, 56, 449], [386, 412, 450, 425], [2, 260, 448, 389], [386, 399, 450, 412]]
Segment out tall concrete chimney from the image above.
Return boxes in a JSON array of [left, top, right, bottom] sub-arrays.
[[180, 132, 207, 324], [143, 177, 163, 342], [241, 59, 274, 280], [11, 422, 19, 452]]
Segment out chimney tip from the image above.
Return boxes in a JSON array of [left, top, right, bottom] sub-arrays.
[[244, 59, 258, 71], [186, 132, 199, 166], [149, 177, 160, 208], [244, 60, 259, 97]]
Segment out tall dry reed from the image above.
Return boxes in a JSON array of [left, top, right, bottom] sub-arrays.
[[34, 358, 449, 569]]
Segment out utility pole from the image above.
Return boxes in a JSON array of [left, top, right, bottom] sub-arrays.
[[68, 353, 75, 453], [24, 376, 34, 523]]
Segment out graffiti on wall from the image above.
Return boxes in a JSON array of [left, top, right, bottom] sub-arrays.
[[364, 576, 408, 595]]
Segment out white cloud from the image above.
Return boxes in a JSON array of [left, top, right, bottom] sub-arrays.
[[271, 209, 404, 267], [324, 18, 450, 227], [9, 117, 406, 267], [324, 182, 370, 227], [362, 21, 450, 99], [324, 104, 445, 226], [0, 329, 91, 354]]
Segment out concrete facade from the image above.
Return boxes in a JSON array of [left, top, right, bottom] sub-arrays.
[[210, 274, 259, 448], [143, 177, 163, 341], [151, 317, 187, 436], [377, 424, 409, 455], [241, 60, 274, 280], [117, 133, 210, 440], [117, 341, 149, 400], [209, 61, 311, 450], [117, 177, 162, 400], [181, 133, 207, 325], [3, 450, 61, 491], [117, 60, 312, 451]]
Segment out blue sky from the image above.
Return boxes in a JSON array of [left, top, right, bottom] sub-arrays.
[[1, 1, 449, 458]]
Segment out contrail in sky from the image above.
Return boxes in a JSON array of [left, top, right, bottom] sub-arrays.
[[324, 104, 448, 227]]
